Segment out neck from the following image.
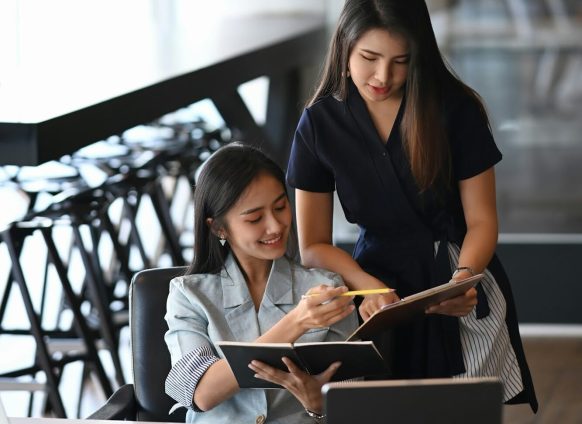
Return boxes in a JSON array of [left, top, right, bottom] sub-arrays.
[[366, 91, 403, 115], [235, 256, 273, 288], [234, 256, 274, 311]]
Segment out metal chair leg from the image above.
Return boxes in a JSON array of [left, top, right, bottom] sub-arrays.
[[1, 227, 67, 418], [41, 226, 114, 397], [71, 223, 125, 387], [146, 179, 185, 265]]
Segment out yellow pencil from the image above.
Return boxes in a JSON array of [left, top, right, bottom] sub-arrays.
[[303, 288, 395, 298]]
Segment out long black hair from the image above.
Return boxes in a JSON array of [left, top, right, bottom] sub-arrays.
[[187, 142, 295, 275], [310, 0, 490, 191]]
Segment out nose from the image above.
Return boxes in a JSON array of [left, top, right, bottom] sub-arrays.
[[375, 62, 391, 85], [264, 212, 284, 234]]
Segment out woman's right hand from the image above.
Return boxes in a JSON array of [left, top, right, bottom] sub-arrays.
[[249, 356, 340, 415], [292, 285, 355, 332], [359, 290, 400, 321]]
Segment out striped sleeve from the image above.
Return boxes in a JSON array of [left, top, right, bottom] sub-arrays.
[[446, 242, 524, 401], [165, 345, 220, 412]]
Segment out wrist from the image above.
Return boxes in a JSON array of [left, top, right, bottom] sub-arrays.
[[305, 408, 325, 422], [263, 309, 306, 343], [287, 308, 310, 336], [452, 266, 476, 280]]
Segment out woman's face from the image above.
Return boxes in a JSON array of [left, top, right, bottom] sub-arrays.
[[221, 172, 292, 265], [348, 28, 410, 105]]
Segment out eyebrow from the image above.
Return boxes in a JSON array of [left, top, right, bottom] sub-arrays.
[[360, 48, 410, 59], [240, 192, 286, 215]]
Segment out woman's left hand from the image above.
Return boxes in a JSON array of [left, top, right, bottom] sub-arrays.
[[248, 357, 341, 414], [425, 287, 478, 317]]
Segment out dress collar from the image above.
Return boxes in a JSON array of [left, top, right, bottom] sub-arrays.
[[220, 253, 294, 309], [346, 78, 406, 146]]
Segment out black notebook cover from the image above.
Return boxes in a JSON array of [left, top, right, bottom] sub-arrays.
[[217, 340, 386, 389]]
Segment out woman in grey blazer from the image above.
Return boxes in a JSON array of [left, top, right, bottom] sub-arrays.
[[165, 143, 359, 423]]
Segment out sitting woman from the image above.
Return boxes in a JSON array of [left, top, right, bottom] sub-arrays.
[[164, 143, 358, 423]]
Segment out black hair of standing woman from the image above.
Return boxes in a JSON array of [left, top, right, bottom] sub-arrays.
[[187, 142, 296, 275], [311, 0, 491, 191]]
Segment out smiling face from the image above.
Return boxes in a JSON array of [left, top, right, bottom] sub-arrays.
[[348, 28, 410, 106], [220, 172, 292, 266]]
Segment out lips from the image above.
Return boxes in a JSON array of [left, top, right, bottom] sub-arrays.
[[260, 234, 282, 245], [370, 85, 389, 95]]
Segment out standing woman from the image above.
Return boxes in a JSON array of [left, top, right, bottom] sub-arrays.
[[287, 0, 537, 411]]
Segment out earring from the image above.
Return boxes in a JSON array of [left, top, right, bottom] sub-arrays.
[[346, 70, 351, 78], [219, 236, 226, 246]]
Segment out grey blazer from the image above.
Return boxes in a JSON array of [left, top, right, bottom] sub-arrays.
[[165, 254, 359, 424]]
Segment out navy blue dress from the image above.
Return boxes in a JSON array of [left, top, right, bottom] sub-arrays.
[[286, 80, 537, 410]]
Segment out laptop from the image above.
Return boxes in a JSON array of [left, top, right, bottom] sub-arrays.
[[323, 377, 503, 424]]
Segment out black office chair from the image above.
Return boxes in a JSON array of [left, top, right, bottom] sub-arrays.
[[87, 266, 188, 422]]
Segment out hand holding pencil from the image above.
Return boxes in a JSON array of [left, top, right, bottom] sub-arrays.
[[293, 285, 356, 332]]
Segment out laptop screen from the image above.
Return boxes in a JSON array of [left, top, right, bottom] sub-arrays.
[[323, 377, 503, 424]]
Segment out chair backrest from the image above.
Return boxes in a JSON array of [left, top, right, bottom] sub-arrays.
[[323, 377, 503, 424], [130, 266, 187, 422]]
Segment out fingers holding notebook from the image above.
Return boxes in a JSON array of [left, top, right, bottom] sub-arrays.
[[249, 356, 341, 416], [425, 287, 478, 317], [359, 290, 401, 321]]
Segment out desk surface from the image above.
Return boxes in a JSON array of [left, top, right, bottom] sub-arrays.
[[0, 6, 326, 165]]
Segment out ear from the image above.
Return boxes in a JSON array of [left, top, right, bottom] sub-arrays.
[[206, 217, 216, 234], [206, 217, 224, 238]]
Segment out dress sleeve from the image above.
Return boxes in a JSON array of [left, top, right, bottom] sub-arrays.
[[165, 346, 220, 412], [164, 280, 220, 412], [286, 109, 335, 192], [448, 95, 502, 181]]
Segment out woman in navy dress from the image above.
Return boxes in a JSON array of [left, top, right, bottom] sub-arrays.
[[286, 0, 537, 411]]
